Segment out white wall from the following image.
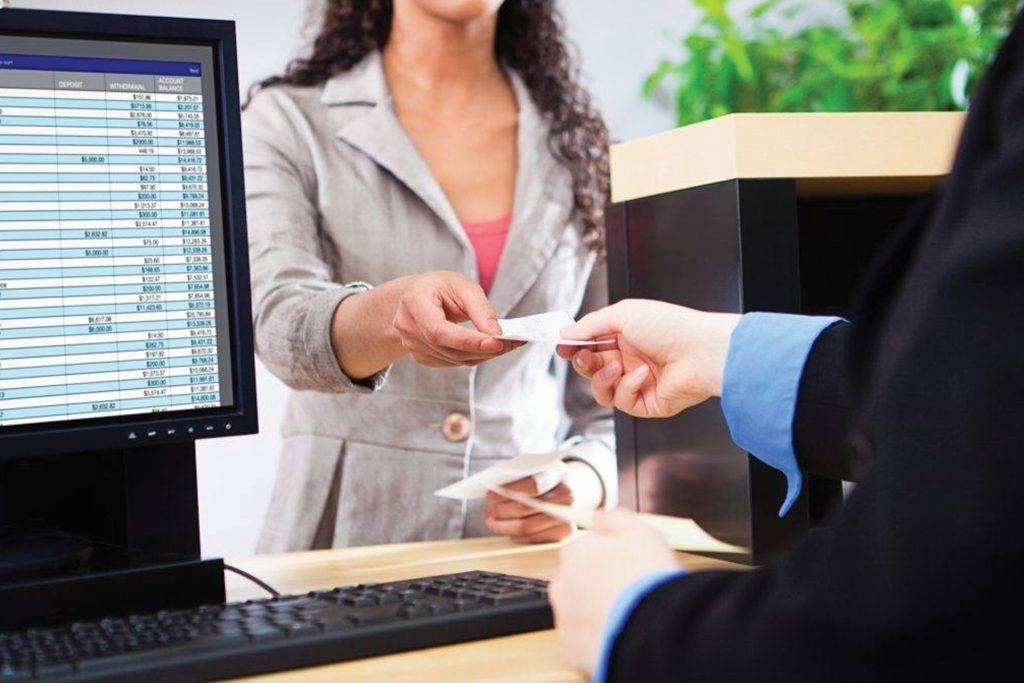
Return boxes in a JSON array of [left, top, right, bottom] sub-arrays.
[[10, 0, 711, 557]]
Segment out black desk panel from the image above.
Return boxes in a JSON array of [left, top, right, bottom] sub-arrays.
[[607, 179, 928, 562]]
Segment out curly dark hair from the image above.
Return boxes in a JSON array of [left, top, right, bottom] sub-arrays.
[[253, 0, 609, 252]]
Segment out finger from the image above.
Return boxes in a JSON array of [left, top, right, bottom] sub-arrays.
[[540, 481, 575, 505], [425, 319, 506, 356], [591, 360, 622, 407], [488, 512, 566, 538], [450, 282, 502, 337], [568, 349, 618, 379], [403, 338, 496, 366], [487, 498, 536, 519], [396, 310, 500, 364], [516, 522, 574, 544], [585, 350, 624, 379], [560, 306, 621, 342], [566, 348, 595, 372], [487, 483, 573, 519], [406, 295, 504, 354], [488, 498, 572, 523], [614, 363, 651, 413], [555, 345, 579, 361]]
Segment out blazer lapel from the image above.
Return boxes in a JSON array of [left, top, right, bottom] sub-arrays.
[[323, 55, 574, 316], [487, 74, 574, 319], [326, 53, 473, 253]]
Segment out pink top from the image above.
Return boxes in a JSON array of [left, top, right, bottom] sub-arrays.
[[462, 213, 512, 294]]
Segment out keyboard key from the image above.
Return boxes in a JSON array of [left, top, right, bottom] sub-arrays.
[[268, 597, 315, 608], [244, 627, 284, 643], [281, 622, 320, 638], [349, 606, 403, 626], [482, 590, 539, 605], [429, 603, 455, 616], [312, 614, 355, 631], [239, 618, 272, 631], [397, 605, 432, 618], [218, 610, 247, 621], [343, 595, 376, 608]]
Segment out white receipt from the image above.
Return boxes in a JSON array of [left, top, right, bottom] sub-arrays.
[[486, 484, 749, 555], [496, 311, 604, 346], [434, 448, 572, 501]]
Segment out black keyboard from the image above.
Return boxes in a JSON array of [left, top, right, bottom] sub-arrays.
[[0, 571, 552, 682]]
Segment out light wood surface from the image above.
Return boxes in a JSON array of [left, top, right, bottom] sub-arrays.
[[225, 536, 743, 682], [609, 112, 965, 202]]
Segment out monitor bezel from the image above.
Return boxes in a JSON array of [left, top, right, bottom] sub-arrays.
[[0, 9, 258, 459]]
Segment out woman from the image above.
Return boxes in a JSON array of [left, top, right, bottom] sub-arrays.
[[244, 0, 616, 551]]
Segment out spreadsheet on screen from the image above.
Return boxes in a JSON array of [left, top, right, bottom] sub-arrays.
[[0, 39, 235, 429]]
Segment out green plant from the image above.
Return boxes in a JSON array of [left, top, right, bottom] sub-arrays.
[[645, 0, 1024, 126]]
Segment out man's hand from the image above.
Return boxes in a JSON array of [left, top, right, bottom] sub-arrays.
[[556, 299, 740, 418], [549, 508, 680, 676], [485, 462, 603, 544]]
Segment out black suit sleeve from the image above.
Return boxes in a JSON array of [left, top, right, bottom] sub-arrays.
[[791, 321, 872, 481], [607, 17, 1024, 681]]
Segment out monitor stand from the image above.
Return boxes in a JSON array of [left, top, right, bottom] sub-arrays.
[[0, 443, 225, 631], [0, 529, 94, 581]]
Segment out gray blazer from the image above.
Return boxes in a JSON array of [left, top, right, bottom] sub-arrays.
[[244, 53, 615, 553]]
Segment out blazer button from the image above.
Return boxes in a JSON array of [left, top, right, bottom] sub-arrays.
[[442, 412, 471, 443]]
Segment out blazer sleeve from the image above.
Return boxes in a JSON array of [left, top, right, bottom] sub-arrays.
[[791, 321, 869, 481], [244, 88, 389, 394], [607, 18, 1024, 681]]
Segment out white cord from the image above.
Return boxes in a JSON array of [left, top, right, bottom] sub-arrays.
[[460, 365, 478, 526]]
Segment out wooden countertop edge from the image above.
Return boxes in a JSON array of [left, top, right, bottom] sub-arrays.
[[610, 112, 965, 202]]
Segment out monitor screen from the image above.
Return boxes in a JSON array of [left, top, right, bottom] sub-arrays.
[[0, 35, 237, 432]]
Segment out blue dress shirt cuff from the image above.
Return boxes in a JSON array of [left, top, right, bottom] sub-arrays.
[[721, 312, 843, 517], [592, 568, 687, 683]]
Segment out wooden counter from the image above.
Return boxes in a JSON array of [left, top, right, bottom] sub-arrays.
[[610, 112, 964, 201], [225, 537, 742, 682]]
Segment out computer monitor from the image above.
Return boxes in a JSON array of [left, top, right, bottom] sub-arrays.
[[0, 8, 257, 630]]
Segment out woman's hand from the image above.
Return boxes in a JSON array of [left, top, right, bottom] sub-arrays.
[[485, 461, 604, 544], [392, 271, 510, 368], [333, 270, 514, 379], [556, 299, 740, 419]]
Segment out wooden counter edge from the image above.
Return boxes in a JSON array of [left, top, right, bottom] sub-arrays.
[[610, 112, 965, 203]]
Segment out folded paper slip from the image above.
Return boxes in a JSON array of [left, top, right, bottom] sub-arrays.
[[496, 311, 607, 346], [487, 483, 748, 555], [434, 448, 572, 501]]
